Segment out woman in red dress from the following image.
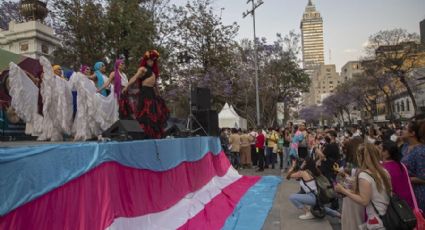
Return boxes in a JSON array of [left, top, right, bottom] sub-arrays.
[[123, 50, 169, 139]]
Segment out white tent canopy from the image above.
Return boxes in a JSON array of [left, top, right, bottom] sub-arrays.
[[218, 103, 247, 130]]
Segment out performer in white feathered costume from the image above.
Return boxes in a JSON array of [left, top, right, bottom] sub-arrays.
[[8, 57, 72, 141], [8, 62, 44, 138], [70, 69, 119, 141], [8, 57, 119, 141], [40, 57, 74, 141]]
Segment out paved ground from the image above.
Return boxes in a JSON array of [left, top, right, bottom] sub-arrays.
[[238, 167, 340, 230]]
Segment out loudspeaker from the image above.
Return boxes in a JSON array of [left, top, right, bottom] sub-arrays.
[[191, 87, 211, 110], [192, 109, 219, 136], [102, 120, 145, 140]]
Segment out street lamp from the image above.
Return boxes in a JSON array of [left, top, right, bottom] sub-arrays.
[[243, 0, 263, 127]]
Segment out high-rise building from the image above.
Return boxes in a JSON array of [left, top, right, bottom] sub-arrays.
[[300, 0, 324, 74]]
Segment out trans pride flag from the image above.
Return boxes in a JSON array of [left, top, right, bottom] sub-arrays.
[[0, 137, 280, 229]]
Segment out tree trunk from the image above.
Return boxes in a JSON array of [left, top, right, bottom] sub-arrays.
[[339, 110, 345, 126], [379, 87, 394, 121], [283, 106, 290, 126], [384, 94, 393, 121], [344, 108, 352, 125]]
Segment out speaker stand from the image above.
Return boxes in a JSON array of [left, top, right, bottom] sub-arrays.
[[185, 112, 208, 136], [185, 83, 208, 136]]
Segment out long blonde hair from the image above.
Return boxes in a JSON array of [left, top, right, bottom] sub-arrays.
[[356, 143, 392, 194]]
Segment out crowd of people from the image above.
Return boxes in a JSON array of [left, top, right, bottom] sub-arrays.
[[220, 122, 313, 172], [7, 50, 169, 141], [220, 120, 425, 230]]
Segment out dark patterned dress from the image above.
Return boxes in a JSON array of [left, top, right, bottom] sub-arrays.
[[127, 67, 169, 139], [401, 145, 425, 213]]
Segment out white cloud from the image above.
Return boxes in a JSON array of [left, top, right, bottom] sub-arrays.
[[343, 49, 358, 53]]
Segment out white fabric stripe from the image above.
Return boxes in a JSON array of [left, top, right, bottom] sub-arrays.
[[106, 167, 241, 230]]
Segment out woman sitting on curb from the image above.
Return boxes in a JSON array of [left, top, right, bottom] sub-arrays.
[[287, 157, 341, 220]]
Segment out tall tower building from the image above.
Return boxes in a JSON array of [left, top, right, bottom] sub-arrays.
[[300, 0, 324, 74]]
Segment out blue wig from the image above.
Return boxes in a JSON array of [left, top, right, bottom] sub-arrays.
[[94, 62, 107, 96]]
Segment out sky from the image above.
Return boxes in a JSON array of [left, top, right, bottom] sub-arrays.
[[170, 0, 425, 71]]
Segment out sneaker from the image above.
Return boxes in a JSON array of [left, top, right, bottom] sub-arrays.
[[299, 211, 315, 220]]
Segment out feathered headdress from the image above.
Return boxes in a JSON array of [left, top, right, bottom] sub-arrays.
[[140, 50, 160, 77]]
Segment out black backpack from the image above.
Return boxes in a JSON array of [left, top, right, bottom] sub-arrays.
[[361, 171, 417, 230]]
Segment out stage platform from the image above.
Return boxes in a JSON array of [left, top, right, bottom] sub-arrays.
[[0, 137, 281, 230], [1, 140, 69, 147]]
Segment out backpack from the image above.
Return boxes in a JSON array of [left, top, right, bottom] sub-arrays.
[[315, 174, 337, 204], [307, 170, 336, 204], [361, 171, 417, 230]]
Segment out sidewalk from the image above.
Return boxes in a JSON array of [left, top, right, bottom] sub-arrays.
[[238, 167, 333, 230]]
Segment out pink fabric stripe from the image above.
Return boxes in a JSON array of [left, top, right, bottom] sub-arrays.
[[177, 176, 261, 230], [0, 151, 230, 230]]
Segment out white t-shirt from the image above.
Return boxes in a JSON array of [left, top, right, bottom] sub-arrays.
[[300, 178, 317, 193], [120, 72, 129, 87], [358, 172, 390, 216]]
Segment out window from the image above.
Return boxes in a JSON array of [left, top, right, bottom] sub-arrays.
[[396, 102, 400, 112], [42, 44, 49, 54], [329, 81, 333, 84], [20, 42, 29, 52], [407, 99, 410, 111], [401, 101, 405, 112]]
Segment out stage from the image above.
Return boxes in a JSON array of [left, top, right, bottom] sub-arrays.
[[0, 137, 281, 230], [1, 140, 69, 147]]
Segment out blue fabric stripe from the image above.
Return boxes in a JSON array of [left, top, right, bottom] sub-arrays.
[[222, 176, 282, 230], [0, 137, 222, 216]]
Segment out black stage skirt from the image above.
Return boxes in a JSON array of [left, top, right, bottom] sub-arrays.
[[126, 86, 169, 139]]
